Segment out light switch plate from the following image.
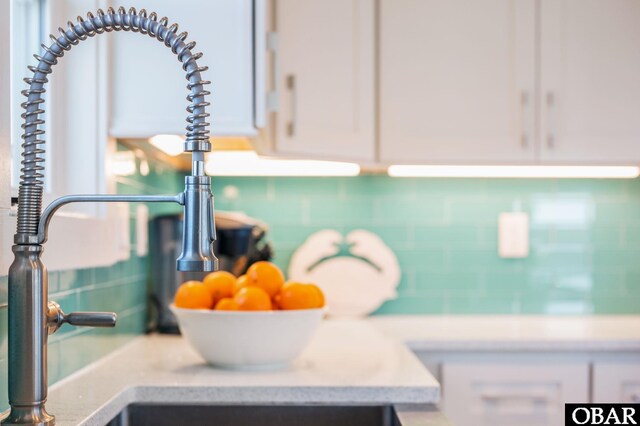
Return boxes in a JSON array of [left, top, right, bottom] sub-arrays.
[[498, 212, 529, 258]]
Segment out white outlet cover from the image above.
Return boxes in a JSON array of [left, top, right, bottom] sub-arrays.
[[498, 212, 529, 258]]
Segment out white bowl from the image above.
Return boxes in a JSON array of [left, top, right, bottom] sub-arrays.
[[170, 304, 325, 370]]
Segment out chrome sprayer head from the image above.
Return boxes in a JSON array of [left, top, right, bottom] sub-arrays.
[[177, 174, 219, 272]]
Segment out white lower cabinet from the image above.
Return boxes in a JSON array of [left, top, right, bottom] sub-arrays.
[[593, 363, 640, 403], [441, 362, 589, 426]]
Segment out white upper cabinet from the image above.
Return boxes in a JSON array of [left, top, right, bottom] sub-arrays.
[[273, 0, 375, 162], [379, 0, 536, 164], [110, 0, 262, 137], [539, 0, 640, 164], [108, 0, 640, 163]]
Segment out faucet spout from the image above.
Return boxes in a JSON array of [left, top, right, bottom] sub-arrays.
[[177, 174, 219, 272], [4, 7, 217, 425]]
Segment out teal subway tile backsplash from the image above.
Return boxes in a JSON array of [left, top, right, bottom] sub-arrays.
[[0, 144, 184, 411], [2, 152, 640, 409], [210, 175, 640, 316]]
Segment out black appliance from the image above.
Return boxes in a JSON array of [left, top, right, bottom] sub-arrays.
[[149, 211, 273, 333]]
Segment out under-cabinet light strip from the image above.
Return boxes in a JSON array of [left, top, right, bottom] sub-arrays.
[[149, 134, 185, 157], [205, 151, 360, 177], [387, 165, 640, 179]]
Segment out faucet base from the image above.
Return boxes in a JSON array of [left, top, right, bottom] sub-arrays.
[[1, 405, 54, 426]]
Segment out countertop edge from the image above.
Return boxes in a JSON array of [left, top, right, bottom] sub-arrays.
[[74, 382, 440, 425], [77, 384, 441, 426], [405, 339, 640, 352]]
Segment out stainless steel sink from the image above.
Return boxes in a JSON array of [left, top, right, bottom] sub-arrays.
[[106, 404, 402, 426]]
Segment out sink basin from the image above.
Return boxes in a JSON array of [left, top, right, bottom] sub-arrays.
[[106, 404, 402, 426]]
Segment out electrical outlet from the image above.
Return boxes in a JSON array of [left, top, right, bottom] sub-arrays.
[[498, 212, 529, 258]]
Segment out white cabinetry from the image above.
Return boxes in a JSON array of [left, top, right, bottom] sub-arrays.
[[273, 0, 375, 161], [108, 0, 640, 163], [442, 362, 589, 426], [110, 0, 262, 137], [415, 350, 640, 426], [379, 0, 536, 164], [593, 362, 640, 403], [379, 0, 640, 165], [539, 0, 640, 164]]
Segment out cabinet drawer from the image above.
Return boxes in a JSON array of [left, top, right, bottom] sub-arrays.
[[442, 362, 589, 426], [593, 363, 640, 403]]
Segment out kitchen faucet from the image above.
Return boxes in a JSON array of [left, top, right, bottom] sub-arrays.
[[2, 7, 218, 425]]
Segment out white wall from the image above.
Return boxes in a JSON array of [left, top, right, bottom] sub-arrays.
[[0, 0, 132, 273]]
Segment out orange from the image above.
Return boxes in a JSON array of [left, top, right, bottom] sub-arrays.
[[202, 271, 236, 304], [232, 274, 249, 295], [271, 296, 282, 310], [215, 297, 240, 311], [275, 282, 325, 310], [246, 261, 285, 298], [174, 281, 213, 310], [309, 284, 325, 307], [233, 287, 272, 311]]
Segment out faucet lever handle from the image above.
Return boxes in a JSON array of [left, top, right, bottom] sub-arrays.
[[64, 311, 117, 328], [47, 301, 117, 335]]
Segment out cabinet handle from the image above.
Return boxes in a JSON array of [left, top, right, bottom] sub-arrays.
[[546, 92, 556, 148], [520, 91, 530, 148], [286, 74, 296, 137], [480, 391, 549, 403]]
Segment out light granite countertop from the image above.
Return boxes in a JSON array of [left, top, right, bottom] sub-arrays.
[[45, 315, 640, 425], [368, 315, 640, 352], [46, 319, 440, 426]]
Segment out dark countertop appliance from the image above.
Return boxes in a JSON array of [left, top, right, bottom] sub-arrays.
[[149, 211, 273, 333]]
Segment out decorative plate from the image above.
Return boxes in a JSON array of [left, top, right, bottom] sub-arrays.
[[288, 229, 400, 317]]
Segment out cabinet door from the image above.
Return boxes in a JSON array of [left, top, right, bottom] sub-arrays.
[[274, 0, 375, 161], [539, 0, 640, 164], [593, 363, 640, 403], [442, 362, 589, 426], [379, 0, 536, 164], [110, 0, 257, 137]]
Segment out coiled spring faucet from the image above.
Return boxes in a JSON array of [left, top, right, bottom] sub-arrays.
[[2, 7, 218, 425]]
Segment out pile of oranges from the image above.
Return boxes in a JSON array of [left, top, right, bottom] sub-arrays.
[[173, 261, 325, 311]]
